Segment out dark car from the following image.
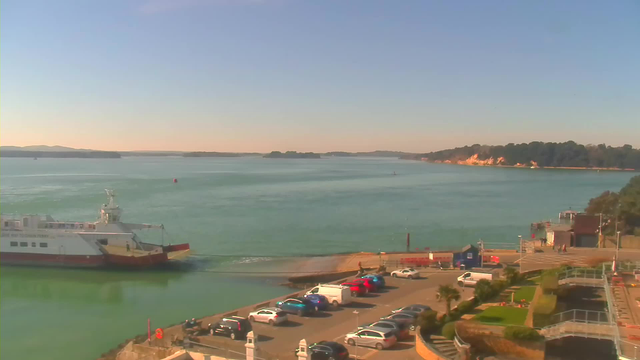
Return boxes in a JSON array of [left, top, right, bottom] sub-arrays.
[[276, 297, 316, 316], [380, 310, 420, 330], [362, 274, 386, 288], [358, 319, 410, 339], [304, 294, 330, 311], [208, 316, 252, 340], [391, 304, 431, 314], [295, 341, 350, 360]]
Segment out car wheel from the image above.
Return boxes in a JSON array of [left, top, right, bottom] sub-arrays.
[[230, 332, 236, 340], [298, 310, 304, 316], [249, 316, 255, 322], [332, 300, 339, 307], [410, 324, 416, 331], [352, 291, 358, 297], [392, 273, 397, 278], [375, 343, 384, 350], [268, 319, 275, 326], [408, 275, 413, 279], [347, 339, 356, 346], [329, 357, 336, 360]]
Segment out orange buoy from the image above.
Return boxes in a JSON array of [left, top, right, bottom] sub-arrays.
[[155, 328, 164, 339], [173, 178, 178, 183]]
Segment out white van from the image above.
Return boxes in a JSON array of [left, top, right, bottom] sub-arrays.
[[457, 271, 497, 287], [306, 284, 353, 306]]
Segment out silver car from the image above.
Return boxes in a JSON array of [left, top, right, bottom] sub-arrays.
[[345, 328, 397, 350], [248, 307, 288, 326]]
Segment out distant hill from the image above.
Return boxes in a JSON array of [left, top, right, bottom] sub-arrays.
[[1, 145, 92, 152], [404, 141, 640, 170], [325, 150, 414, 158], [183, 152, 261, 157], [1, 150, 121, 159], [264, 151, 321, 159]]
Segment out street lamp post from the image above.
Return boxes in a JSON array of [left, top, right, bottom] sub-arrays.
[[353, 310, 359, 359], [518, 235, 523, 273], [617, 231, 621, 260]]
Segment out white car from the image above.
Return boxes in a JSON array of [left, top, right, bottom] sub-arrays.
[[248, 307, 288, 326], [390, 268, 420, 279], [345, 328, 397, 350]]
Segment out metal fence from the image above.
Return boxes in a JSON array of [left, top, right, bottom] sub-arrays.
[[550, 309, 610, 325]]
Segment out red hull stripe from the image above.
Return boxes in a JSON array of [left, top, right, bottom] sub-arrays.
[[0, 252, 106, 267], [106, 253, 168, 266]]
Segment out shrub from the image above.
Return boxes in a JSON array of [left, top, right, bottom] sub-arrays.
[[442, 321, 457, 340], [491, 279, 508, 294], [456, 300, 476, 314], [504, 267, 521, 285], [503, 326, 544, 341], [474, 279, 495, 302], [417, 310, 439, 334]]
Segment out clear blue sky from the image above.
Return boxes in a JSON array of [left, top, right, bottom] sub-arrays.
[[2, 0, 639, 152]]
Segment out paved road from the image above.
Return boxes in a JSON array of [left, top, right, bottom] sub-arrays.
[[194, 270, 465, 359]]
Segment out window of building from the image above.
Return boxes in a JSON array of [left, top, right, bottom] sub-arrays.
[[39, 243, 48, 248], [10, 241, 18, 247], [467, 253, 473, 259], [19, 242, 28, 247], [4, 221, 9, 227], [31, 242, 36, 247]]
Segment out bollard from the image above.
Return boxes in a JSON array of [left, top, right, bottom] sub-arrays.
[[297, 339, 308, 360], [245, 331, 256, 360]]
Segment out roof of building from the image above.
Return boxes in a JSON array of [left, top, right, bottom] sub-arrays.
[[548, 224, 573, 232], [460, 244, 478, 252]]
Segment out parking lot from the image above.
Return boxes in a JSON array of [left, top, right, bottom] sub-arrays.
[[195, 269, 466, 359]]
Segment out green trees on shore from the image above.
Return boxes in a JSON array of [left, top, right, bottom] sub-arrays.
[[586, 175, 640, 235], [410, 141, 640, 169]]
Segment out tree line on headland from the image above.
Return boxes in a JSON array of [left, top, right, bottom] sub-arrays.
[[586, 175, 640, 236], [403, 141, 640, 170]]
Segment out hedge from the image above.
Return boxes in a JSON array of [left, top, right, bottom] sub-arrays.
[[442, 321, 457, 340], [503, 326, 544, 341]]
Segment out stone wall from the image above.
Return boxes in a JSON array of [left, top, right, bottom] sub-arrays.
[[456, 322, 544, 360], [414, 327, 448, 360]]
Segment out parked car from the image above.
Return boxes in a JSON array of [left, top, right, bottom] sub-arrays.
[[380, 311, 421, 330], [304, 294, 330, 311], [248, 307, 288, 326], [352, 278, 378, 292], [306, 284, 353, 306], [362, 274, 386, 288], [390, 268, 420, 279], [295, 341, 350, 360], [276, 297, 316, 316], [208, 316, 252, 340], [391, 304, 431, 314], [344, 328, 397, 350], [358, 319, 410, 339], [341, 282, 367, 297]]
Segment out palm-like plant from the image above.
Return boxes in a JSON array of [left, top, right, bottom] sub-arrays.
[[436, 284, 461, 316]]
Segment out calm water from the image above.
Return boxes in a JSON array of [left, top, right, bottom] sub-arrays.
[[0, 156, 635, 360]]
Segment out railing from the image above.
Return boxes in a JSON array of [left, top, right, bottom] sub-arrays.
[[557, 268, 605, 287], [604, 274, 636, 359], [540, 309, 613, 341]]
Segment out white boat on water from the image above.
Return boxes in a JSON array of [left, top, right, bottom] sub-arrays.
[[0, 190, 190, 268]]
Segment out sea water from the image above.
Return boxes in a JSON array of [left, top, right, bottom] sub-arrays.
[[0, 156, 634, 359]]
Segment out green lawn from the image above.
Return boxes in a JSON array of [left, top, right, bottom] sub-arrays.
[[473, 306, 528, 326], [514, 286, 536, 302]]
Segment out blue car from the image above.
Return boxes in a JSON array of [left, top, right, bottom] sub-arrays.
[[362, 274, 386, 288], [276, 297, 316, 316], [304, 294, 329, 311]]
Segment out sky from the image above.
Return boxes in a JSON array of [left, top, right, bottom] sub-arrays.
[[1, 0, 639, 153]]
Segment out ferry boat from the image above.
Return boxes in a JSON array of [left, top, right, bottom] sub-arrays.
[[0, 190, 190, 268]]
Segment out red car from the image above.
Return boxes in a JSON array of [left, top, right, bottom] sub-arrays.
[[352, 278, 378, 293], [341, 282, 367, 297]]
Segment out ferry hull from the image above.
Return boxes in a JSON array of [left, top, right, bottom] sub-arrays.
[[0, 252, 106, 267]]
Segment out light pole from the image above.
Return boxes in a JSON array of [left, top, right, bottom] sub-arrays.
[[353, 310, 359, 359], [518, 235, 523, 273], [616, 231, 621, 260], [478, 239, 484, 268]]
